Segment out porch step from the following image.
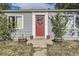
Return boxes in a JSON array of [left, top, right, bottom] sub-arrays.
[[27, 39, 53, 48], [35, 37, 45, 39]]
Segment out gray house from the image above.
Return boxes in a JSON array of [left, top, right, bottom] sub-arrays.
[[2, 9, 79, 40]]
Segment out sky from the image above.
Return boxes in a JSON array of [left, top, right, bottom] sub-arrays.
[[12, 3, 55, 9]]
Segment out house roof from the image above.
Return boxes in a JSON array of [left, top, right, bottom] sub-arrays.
[[1, 9, 79, 13]]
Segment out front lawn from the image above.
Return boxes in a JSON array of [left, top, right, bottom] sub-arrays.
[[0, 41, 33, 56], [47, 40, 79, 56]]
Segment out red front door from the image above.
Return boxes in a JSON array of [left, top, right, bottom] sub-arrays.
[[36, 15, 45, 36]]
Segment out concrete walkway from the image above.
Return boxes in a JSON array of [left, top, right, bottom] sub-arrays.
[[33, 47, 47, 56], [27, 39, 53, 56]]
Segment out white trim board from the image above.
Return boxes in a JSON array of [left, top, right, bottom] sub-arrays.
[[32, 12, 48, 38]]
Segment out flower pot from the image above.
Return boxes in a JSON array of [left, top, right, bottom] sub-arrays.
[[30, 35, 33, 39]]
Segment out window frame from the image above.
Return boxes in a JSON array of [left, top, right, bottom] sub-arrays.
[[7, 15, 24, 29], [49, 14, 76, 36], [50, 14, 75, 29], [75, 15, 79, 29]]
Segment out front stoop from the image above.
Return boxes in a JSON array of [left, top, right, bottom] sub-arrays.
[[27, 39, 53, 48], [27, 39, 53, 56]]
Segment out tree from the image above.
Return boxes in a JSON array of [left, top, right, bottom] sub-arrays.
[[0, 3, 13, 40], [0, 12, 13, 40], [0, 3, 11, 10], [55, 3, 79, 9], [50, 13, 68, 41]]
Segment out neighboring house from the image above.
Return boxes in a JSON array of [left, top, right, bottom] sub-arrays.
[[2, 9, 79, 40]]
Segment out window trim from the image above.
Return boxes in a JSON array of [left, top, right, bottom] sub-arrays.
[[50, 14, 75, 28], [75, 15, 79, 30], [7, 15, 24, 29]]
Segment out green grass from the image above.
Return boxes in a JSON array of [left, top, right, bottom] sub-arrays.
[[47, 40, 79, 56], [0, 41, 33, 56]]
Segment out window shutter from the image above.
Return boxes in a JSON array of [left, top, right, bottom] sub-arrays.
[[16, 16, 23, 29]]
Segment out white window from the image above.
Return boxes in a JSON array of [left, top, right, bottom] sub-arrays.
[[75, 15, 79, 28], [8, 15, 23, 29], [66, 15, 74, 29]]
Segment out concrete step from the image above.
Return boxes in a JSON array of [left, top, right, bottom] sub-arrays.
[[27, 39, 53, 49], [27, 39, 53, 56], [27, 39, 53, 45], [33, 44, 47, 48], [35, 36, 45, 39]]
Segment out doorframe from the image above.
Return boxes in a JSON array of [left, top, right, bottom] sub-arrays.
[[32, 12, 48, 39]]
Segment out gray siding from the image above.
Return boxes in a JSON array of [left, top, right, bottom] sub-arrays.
[[4, 11, 79, 40], [48, 16, 54, 39], [48, 12, 57, 39], [5, 13, 32, 40]]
